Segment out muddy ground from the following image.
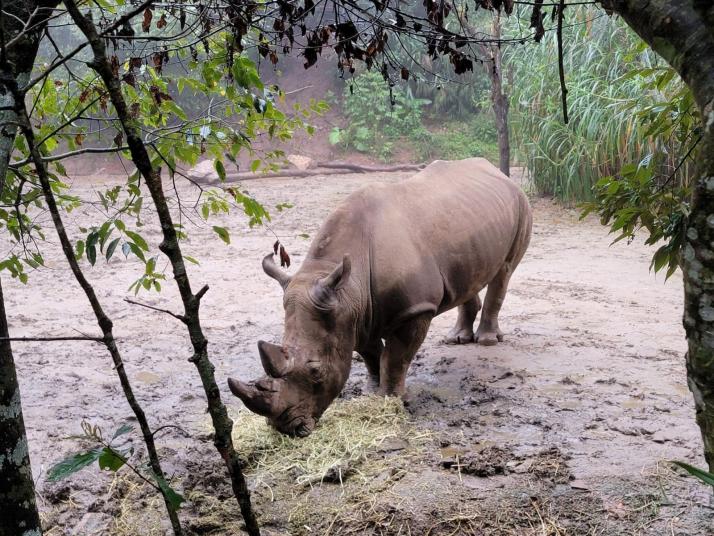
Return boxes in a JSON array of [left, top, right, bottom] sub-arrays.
[[6, 167, 713, 535]]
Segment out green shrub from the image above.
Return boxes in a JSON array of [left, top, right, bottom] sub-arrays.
[[330, 71, 430, 161], [507, 8, 667, 203], [413, 116, 499, 162]]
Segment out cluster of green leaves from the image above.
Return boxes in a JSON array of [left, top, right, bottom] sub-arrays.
[[48, 420, 185, 511], [507, 8, 661, 202], [580, 54, 699, 278], [507, 7, 698, 278], [329, 70, 430, 161], [4, 6, 324, 292], [581, 163, 690, 279]]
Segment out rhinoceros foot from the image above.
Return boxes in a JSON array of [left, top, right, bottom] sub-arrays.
[[444, 328, 475, 345], [474, 326, 504, 346]]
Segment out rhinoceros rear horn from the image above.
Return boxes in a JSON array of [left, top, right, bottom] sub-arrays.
[[227, 377, 280, 417], [262, 253, 291, 290], [319, 254, 351, 291], [258, 340, 291, 377]]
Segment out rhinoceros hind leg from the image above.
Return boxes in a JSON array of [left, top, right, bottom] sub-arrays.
[[475, 263, 512, 346], [378, 314, 432, 397], [445, 294, 481, 344]]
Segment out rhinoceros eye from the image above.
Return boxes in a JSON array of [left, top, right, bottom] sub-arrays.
[[306, 362, 324, 384]]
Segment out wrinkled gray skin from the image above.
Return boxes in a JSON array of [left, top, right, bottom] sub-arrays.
[[228, 158, 532, 437]]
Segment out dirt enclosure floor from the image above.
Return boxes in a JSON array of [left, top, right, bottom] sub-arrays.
[[7, 167, 714, 535]]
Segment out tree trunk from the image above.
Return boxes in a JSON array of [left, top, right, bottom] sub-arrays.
[[600, 0, 714, 470], [488, 13, 510, 177], [0, 4, 62, 534], [0, 1, 58, 185], [0, 277, 43, 536], [684, 127, 714, 471]]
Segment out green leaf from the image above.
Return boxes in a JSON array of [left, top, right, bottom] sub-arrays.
[[212, 226, 230, 244], [47, 448, 103, 481], [214, 159, 226, 182], [125, 230, 149, 251], [671, 461, 714, 487], [145, 257, 156, 275], [105, 238, 121, 261], [111, 423, 134, 440], [128, 242, 146, 262], [87, 244, 97, 266], [86, 230, 100, 249], [328, 128, 343, 145], [75, 240, 85, 260], [184, 256, 200, 265], [98, 447, 127, 472], [152, 473, 185, 511]]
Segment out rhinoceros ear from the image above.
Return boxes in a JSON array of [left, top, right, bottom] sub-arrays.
[[258, 340, 291, 377], [319, 254, 351, 291], [262, 253, 292, 290]]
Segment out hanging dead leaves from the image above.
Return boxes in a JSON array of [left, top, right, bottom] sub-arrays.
[[149, 85, 172, 105], [530, 0, 546, 42], [273, 240, 291, 269], [142, 8, 153, 33]]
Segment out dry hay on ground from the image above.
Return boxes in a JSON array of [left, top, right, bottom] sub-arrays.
[[232, 395, 432, 487]]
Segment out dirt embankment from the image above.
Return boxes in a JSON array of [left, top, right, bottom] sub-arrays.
[[6, 169, 713, 534]]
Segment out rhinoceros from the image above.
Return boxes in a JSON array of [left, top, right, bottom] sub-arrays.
[[228, 158, 532, 437]]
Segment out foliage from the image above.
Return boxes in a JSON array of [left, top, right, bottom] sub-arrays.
[[671, 461, 714, 488], [413, 115, 499, 162], [330, 71, 430, 161], [49, 420, 185, 510], [4, 9, 322, 289], [579, 56, 699, 278], [508, 7, 698, 278], [507, 8, 687, 203]]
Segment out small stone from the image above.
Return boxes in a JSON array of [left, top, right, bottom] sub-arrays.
[[287, 154, 313, 170], [377, 437, 409, 453], [651, 429, 676, 444]]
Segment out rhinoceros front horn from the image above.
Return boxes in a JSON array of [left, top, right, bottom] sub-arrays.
[[227, 377, 279, 417], [258, 340, 291, 377], [262, 253, 292, 290]]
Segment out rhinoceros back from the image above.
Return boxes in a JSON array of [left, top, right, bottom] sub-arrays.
[[306, 158, 531, 334]]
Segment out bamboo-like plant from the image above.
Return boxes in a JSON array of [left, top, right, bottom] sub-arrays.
[[507, 7, 693, 204]]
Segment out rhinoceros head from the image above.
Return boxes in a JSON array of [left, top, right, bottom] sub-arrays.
[[228, 253, 354, 437]]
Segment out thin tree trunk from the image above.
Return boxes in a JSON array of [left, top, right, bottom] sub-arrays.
[[64, 3, 260, 533], [488, 13, 510, 177], [0, 277, 42, 536], [5, 76, 184, 534]]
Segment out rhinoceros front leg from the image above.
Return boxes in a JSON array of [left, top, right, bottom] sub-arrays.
[[357, 339, 384, 392], [475, 263, 513, 346], [445, 294, 481, 344], [379, 314, 432, 397]]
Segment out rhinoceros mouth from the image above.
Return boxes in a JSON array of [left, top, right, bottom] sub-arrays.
[[272, 411, 315, 438]]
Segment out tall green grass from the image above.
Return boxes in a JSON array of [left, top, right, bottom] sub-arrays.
[[506, 9, 666, 203]]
